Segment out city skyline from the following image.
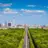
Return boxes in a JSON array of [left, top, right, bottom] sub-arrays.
[[0, 0, 48, 25]]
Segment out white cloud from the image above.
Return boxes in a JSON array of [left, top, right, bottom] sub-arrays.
[[21, 9, 24, 11], [44, 6, 48, 8], [0, 3, 12, 7], [33, 10, 45, 13], [27, 5, 36, 7], [21, 9, 45, 13], [0, 8, 46, 17], [20, 9, 46, 16], [21, 9, 32, 13], [4, 11, 18, 14], [3, 8, 18, 14], [4, 8, 12, 11]]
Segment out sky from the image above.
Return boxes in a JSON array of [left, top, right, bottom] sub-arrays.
[[0, 0, 48, 25]]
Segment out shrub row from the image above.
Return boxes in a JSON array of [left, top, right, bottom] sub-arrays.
[[28, 31, 35, 48], [29, 28, 48, 48]]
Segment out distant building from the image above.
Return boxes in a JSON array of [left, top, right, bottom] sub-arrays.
[[8, 23, 11, 26], [16, 24, 24, 28], [0, 24, 2, 27], [8, 22, 12, 28], [4, 22, 7, 27], [43, 25, 48, 29]]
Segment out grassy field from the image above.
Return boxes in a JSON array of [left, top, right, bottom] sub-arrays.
[[0, 28, 25, 48], [29, 28, 48, 48]]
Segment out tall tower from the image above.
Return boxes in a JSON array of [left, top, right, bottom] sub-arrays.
[[13, 16, 16, 27], [5, 21, 7, 28]]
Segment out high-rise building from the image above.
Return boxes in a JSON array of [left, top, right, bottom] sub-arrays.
[[8, 22, 11, 27]]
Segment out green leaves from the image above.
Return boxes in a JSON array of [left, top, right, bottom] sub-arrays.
[[0, 28, 25, 48], [29, 28, 48, 48]]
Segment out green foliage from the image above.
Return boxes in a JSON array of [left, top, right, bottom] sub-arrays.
[[29, 28, 48, 48], [18, 39, 24, 48], [28, 31, 35, 48], [18, 31, 26, 48], [0, 28, 25, 48]]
